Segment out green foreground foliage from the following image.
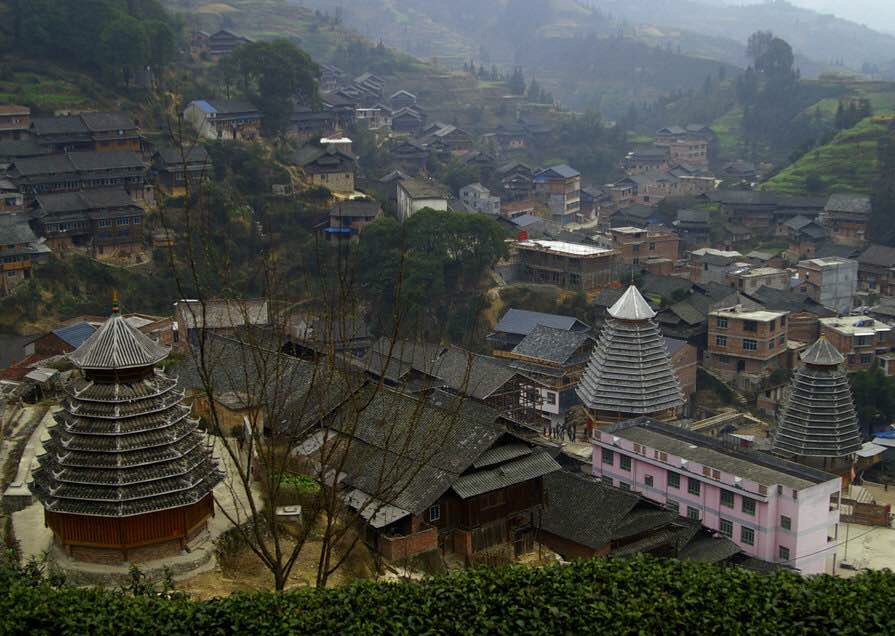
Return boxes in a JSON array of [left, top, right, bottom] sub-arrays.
[[1, 556, 893, 634]]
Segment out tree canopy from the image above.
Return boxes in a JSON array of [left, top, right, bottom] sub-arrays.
[[356, 210, 507, 339], [11, 0, 177, 82], [222, 40, 320, 137]]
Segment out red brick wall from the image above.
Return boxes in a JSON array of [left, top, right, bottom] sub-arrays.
[[378, 526, 438, 561]]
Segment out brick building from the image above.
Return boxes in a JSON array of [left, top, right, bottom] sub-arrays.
[[727, 266, 790, 295], [704, 305, 789, 381], [796, 256, 858, 314], [516, 239, 617, 291], [818, 315, 893, 372], [609, 226, 679, 267]]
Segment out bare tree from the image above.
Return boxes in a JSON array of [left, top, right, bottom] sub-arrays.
[[151, 111, 477, 590]]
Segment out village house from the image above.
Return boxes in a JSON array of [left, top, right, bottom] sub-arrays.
[[31, 188, 145, 257], [503, 325, 595, 418], [390, 107, 426, 135], [355, 106, 392, 131], [353, 73, 385, 98], [325, 199, 382, 241], [7, 150, 149, 202], [390, 90, 417, 110], [782, 216, 828, 261], [173, 299, 270, 349], [592, 418, 841, 574], [0, 212, 50, 294], [152, 146, 212, 197], [482, 124, 530, 156], [30, 111, 141, 154], [183, 100, 261, 141], [293, 144, 358, 194], [669, 166, 716, 198], [622, 147, 670, 175], [206, 29, 252, 58], [516, 239, 617, 291], [726, 266, 790, 295], [288, 108, 338, 141], [533, 164, 581, 225], [822, 193, 872, 245], [608, 203, 662, 229], [664, 137, 709, 168], [857, 244, 895, 297], [396, 177, 450, 221], [673, 208, 711, 242], [613, 172, 680, 206], [24, 321, 95, 359], [0, 177, 23, 213], [0, 105, 30, 140], [320, 91, 358, 128], [319, 64, 347, 92], [689, 248, 743, 285], [704, 305, 789, 382], [487, 308, 590, 352], [609, 226, 679, 267], [796, 256, 858, 314], [460, 183, 500, 215], [327, 389, 561, 562], [703, 191, 826, 230], [388, 138, 429, 173], [497, 162, 533, 201], [819, 315, 893, 372]]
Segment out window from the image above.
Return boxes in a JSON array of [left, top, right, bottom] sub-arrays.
[[133, 216, 142, 225], [719, 518, 733, 538], [715, 335, 728, 347], [667, 471, 680, 489], [687, 478, 700, 496], [666, 499, 679, 513], [644, 475, 654, 488], [742, 339, 758, 351], [98, 219, 112, 227], [649, 242, 656, 251], [743, 320, 757, 332], [632, 244, 640, 253], [427, 503, 441, 523], [742, 497, 756, 516], [720, 490, 734, 508], [602, 448, 614, 466], [855, 335, 868, 347], [780, 315, 787, 326], [781, 515, 791, 530], [117, 217, 129, 226], [620, 455, 632, 471], [860, 353, 872, 365], [545, 391, 557, 406], [687, 506, 700, 520], [741, 527, 755, 546], [779, 546, 790, 561], [619, 482, 631, 491], [602, 476, 613, 486], [716, 317, 728, 329], [779, 335, 785, 346]]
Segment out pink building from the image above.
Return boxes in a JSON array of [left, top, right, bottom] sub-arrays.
[[592, 418, 842, 574]]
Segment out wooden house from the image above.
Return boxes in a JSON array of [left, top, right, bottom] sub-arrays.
[[0, 105, 30, 140], [184, 100, 261, 141], [152, 146, 212, 196], [206, 29, 252, 57], [9, 151, 148, 202], [293, 145, 358, 194], [0, 213, 50, 294]]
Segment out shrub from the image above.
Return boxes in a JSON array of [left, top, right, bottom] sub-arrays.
[[0, 556, 893, 634]]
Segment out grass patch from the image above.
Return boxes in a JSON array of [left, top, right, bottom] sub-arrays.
[[711, 107, 744, 159], [761, 115, 893, 196], [0, 71, 94, 111]]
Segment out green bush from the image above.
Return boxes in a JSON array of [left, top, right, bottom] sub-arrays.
[[0, 556, 893, 634]]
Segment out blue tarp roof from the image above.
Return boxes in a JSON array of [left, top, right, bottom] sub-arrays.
[[52, 321, 96, 349]]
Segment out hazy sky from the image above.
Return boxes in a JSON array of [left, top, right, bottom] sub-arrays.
[[747, 1, 895, 33]]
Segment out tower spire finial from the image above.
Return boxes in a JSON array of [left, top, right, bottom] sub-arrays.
[[111, 290, 120, 316]]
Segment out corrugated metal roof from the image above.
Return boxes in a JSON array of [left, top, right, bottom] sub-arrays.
[[52, 322, 96, 349], [452, 450, 560, 499], [69, 314, 169, 370]]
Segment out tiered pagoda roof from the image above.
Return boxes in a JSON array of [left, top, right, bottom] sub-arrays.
[[773, 337, 861, 458], [577, 285, 684, 417], [31, 311, 222, 517]]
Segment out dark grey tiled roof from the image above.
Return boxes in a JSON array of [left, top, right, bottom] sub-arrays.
[[859, 244, 895, 268], [0, 213, 40, 245], [35, 188, 138, 215], [32, 115, 87, 136], [79, 111, 137, 133], [472, 443, 532, 469], [745, 287, 834, 317], [154, 145, 211, 166], [511, 325, 592, 365], [452, 450, 559, 499], [493, 308, 589, 336], [607, 418, 838, 489], [541, 471, 639, 550], [330, 199, 381, 219], [536, 164, 579, 179], [677, 532, 743, 563], [825, 193, 871, 215], [67, 150, 144, 172]]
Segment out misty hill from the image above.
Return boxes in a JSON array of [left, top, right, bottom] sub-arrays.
[[595, 0, 895, 71]]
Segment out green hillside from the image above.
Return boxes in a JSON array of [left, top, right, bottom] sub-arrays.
[[761, 115, 894, 196]]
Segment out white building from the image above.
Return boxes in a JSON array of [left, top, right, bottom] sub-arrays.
[[396, 177, 449, 222], [460, 183, 501, 215]]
